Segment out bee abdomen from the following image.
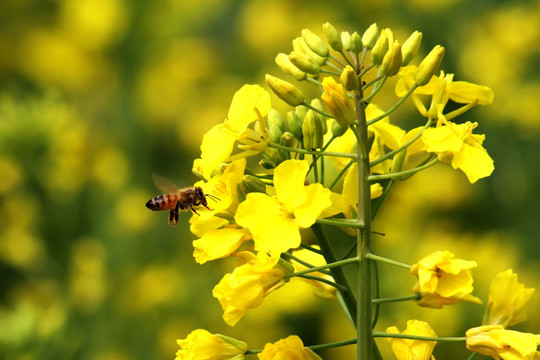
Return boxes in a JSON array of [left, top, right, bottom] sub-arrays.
[[146, 194, 175, 211]]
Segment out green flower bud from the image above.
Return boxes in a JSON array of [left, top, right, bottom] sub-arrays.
[[341, 31, 351, 51], [289, 51, 320, 75], [381, 40, 402, 77], [292, 37, 326, 66], [241, 175, 267, 195], [269, 124, 283, 143], [309, 98, 328, 134], [401, 31, 422, 66], [276, 257, 295, 275], [414, 45, 445, 86], [275, 53, 306, 81], [340, 65, 359, 91], [371, 31, 389, 65], [302, 110, 323, 150], [301, 29, 329, 57], [280, 131, 297, 149], [265, 74, 305, 106], [259, 157, 275, 169], [267, 108, 285, 131], [286, 111, 303, 139], [362, 23, 379, 49], [331, 119, 348, 137], [349, 31, 363, 54], [295, 104, 307, 120], [323, 22, 343, 51]]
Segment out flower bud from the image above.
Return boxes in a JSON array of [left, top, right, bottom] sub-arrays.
[[371, 31, 389, 65], [340, 65, 359, 91], [414, 45, 445, 86], [323, 22, 343, 51], [259, 157, 275, 169], [275, 53, 306, 81], [362, 23, 379, 49], [280, 131, 297, 149], [341, 31, 351, 50], [381, 40, 402, 77], [267, 108, 285, 131], [289, 51, 320, 75], [349, 31, 363, 54], [331, 119, 348, 137], [241, 175, 267, 195], [301, 29, 329, 57], [309, 98, 328, 134], [321, 77, 356, 127], [295, 104, 307, 120], [302, 110, 323, 150], [286, 111, 303, 139], [401, 31, 422, 66], [265, 74, 305, 106], [276, 257, 295, 275], [269, 124, 283, 143], [292, 37, 325, 65]]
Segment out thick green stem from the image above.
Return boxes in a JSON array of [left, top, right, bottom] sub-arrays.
[[311, 223, 357, 326], [355, 82, 373, 360]]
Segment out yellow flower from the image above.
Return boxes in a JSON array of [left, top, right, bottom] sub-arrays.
[[483, 269, 535, 328], [291, 247, 337, 300], [386, 320, 437, 360], [466, 325, 539, 360], [411, 250, 482, 308], [422, 115, 494, 183], [212, 251, 286, 326], [192, 226, 252, 264], [235, 159, 332, 255], [257, 335, 322, 360], [193, 84, 271, 179], [396, 65, 493, 119], [321, 77, 356, 127], [175, 329, 247, 360]]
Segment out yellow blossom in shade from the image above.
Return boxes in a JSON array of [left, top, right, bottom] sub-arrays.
[[291, 247, 337, 300], [212, 251, 286, 326], [483, 269, 535, 327], [396, 65, 494, 119], [422, 115, 494, 183], [235, 160, 331, 255], [193, 84, 271, 179], [257, 335, 322, 360], [386, 320, 437, 360], [192, 227, 252, 264], [466, 325, 539, 360], [411, 250, 482, 308], [175, 328, 247, 360], [321, 77, 356, 127]]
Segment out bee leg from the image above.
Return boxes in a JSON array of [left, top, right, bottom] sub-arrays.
[[168, 201, 180, 225], [168, 210, 176, 225], [186, 203, 200, 216]]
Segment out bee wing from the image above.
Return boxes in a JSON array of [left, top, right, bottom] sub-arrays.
[[152, 173, 181, 193]]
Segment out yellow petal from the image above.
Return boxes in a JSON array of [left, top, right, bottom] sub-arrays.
[[422, 126, 463, 153], [196, 123, 238, 179], [293, 183, 332, 228], [273, 159, 309, 210], [451, 143, 494, 183], [227, 84, 271, 130], [192, 228, 248, 264]]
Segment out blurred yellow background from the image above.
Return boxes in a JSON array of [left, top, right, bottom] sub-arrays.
[[1, 0, 539, 359]]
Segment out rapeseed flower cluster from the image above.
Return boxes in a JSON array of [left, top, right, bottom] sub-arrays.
[[161, 22, 537, 360]]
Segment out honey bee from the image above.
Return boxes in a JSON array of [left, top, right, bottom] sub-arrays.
[[146, 174, 219, 225]]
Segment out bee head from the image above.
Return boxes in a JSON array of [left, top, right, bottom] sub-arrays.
[[195, 187, 205, 201]]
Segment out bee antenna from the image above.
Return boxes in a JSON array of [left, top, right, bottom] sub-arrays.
[[206, 194, 220, 202]]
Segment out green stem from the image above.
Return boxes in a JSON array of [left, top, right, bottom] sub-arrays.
[[355, 77, 373, 360], [308, 338, 357, 351], [371, 179, 394, 220], [366, 84, 419, 126], [373, 332, 466, 342], [368, 158, 439, 182], [302, 102, 334, 119], [466, 352, 478, 360], [329, 159, 354, 190], [299, 243, 323, 254], [365, 253, 411, 270], [316, 218, 364, 228], [312, 151, 319, 183], [358, 62, 375, 78], [268, 142, 357, 159], [362, 75, 384, 91], [334, 51, 353, 68], [325, 60, 344, 73], [281, 252, 331, 276], [321, 68, 342, 76], [362, 75, 387, 104], [284, 257, 359, 279], [311, 223, 357, 325], [372, 294, 421, 304], [295, 274, 349, 292]]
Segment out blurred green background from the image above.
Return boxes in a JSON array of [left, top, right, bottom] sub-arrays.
[[1, 0, 539, 359]]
